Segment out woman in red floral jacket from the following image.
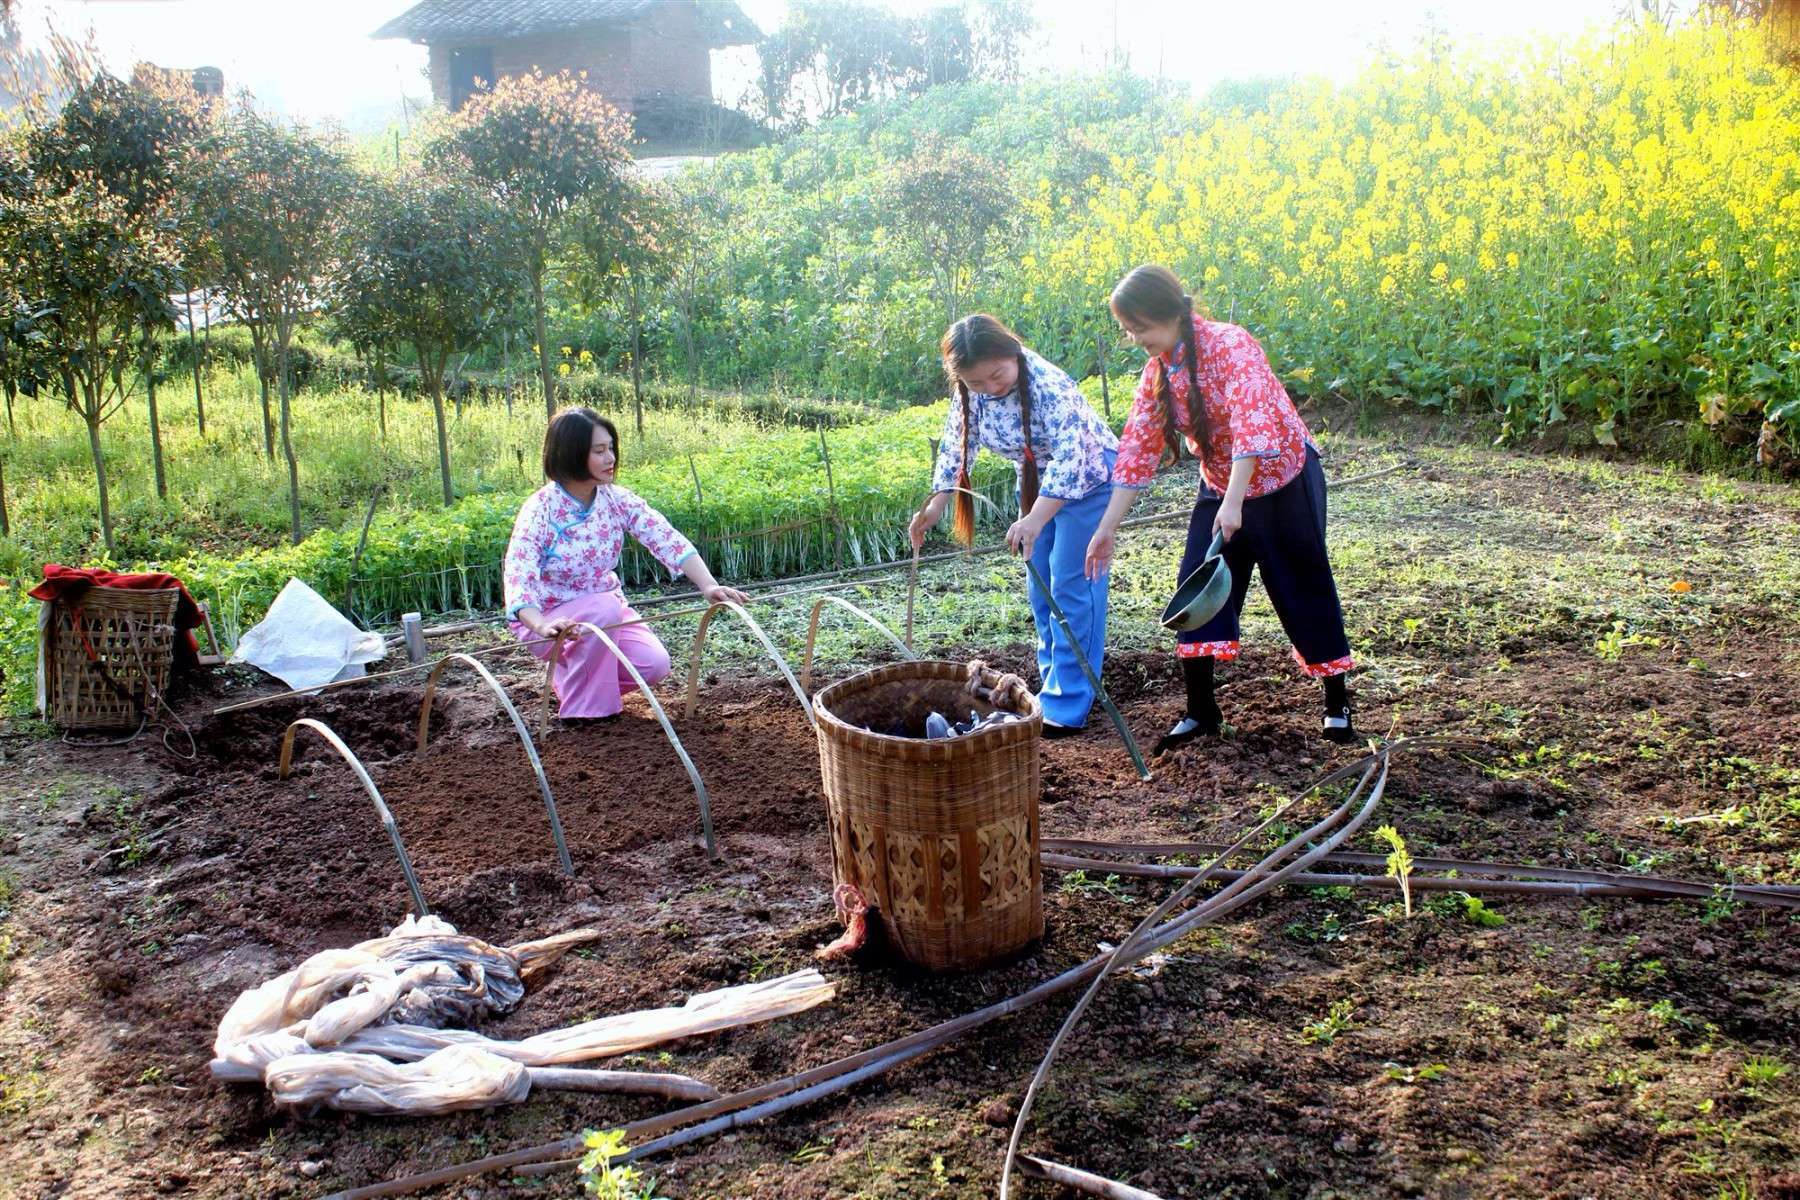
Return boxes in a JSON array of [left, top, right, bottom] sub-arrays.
[[1083, 264, 1356, 751]]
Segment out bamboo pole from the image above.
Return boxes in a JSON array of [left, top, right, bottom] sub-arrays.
[[1043, 854, 1800, 908], [1019, 1156, 1164, 1200]]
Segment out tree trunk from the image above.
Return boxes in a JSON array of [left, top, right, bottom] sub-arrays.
[[276, 332, 301, 545], [425, 352, 454, 508], [0, 455, 10, 538], [533, 263, 555, 420], [629, 269, 645, 436], [144, 322, 167, 500], [184, 287, 206, 437], [375, 345, 388, 439], [502, 327, 513, 417], [3, 377, 15, 437], [82, 380, 115, 555]]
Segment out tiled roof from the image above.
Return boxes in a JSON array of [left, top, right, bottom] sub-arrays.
[[372, 1, 758, 47]]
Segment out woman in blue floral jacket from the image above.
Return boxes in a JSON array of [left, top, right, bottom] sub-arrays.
[[907, 314, 1118, 736]]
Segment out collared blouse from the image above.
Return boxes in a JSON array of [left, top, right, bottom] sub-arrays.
[[1113, 318, 1314, 499], [930, 347, 1119, 502], [503, 482, 695, 618]]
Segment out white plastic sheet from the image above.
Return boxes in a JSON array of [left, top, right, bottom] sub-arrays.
[[209, 916, 837, 1116], [228, 577, 385, 690]]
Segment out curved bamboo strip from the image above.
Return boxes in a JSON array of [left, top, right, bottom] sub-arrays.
[[541, 621, 717, 858], [680, 600, 814, 726], [417, 652, 573, 878], [277, 717, 430, 916], [798, 594, 917, 691]]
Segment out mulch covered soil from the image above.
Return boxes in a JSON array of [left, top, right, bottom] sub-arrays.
[[1, 627, 1797, 1199]]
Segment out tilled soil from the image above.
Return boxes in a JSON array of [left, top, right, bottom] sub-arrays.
[[1, 623, 1797, 1199]]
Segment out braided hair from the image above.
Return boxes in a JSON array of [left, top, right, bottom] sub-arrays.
[[1110, 264, 1208, 466], [941, 315, 1038, 547]]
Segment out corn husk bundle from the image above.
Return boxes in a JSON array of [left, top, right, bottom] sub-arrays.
[[210, 916, 837, 1116]]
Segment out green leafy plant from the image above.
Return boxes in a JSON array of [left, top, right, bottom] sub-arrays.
[[1299, 999, 1357, 1046], [1374, 824, 1415, 918], [577, 1129, 663, 1200], [1461, 895, 1506, 927], [1383, 1062, 1448, 1084]]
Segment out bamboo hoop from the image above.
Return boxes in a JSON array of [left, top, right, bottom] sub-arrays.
[[541, 621, 717, 858], [417, 652, 573, 878], [942, 486, 1149, 780], [680, 599, 814, 726], [798, 594, 917, 691], [277, 718, 430, 916]]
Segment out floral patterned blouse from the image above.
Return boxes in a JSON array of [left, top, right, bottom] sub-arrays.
[[1113, 319, 1314, 499], [503, 482, 695, 619], [930, 348, 1119, 502]]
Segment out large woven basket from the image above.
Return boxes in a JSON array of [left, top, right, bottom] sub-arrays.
[[43, 586, 179, 731], [813, 660, 1043, 971]]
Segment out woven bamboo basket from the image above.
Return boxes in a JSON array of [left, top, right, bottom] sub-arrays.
[[813, 660, 1043, 971], [43, 586, 179, 731]]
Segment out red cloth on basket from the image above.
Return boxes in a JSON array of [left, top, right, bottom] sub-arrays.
[[29, 564, 204, 671]]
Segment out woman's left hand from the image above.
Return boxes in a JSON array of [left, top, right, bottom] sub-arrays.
[[702, 583, 751, 606], [1006, 515, 1044, 559]]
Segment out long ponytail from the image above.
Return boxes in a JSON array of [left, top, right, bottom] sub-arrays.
[[952, 379, 976, 547], [1015, 351, 1040, 515]]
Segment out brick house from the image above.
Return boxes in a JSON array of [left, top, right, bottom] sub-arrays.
[[372, 0, 759, 115]]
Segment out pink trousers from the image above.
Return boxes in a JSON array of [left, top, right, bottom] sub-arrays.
[[513, 590, 672, 718]]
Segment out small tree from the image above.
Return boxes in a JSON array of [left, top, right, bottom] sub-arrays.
[[433, 69, 634, 420], [886, 141, 1017, 327], [339, 170, 523, 505], [27, 72, 205, 504], [194, 102, 354, 543], [4, 173, 180, 552]]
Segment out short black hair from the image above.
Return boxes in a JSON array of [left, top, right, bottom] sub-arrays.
[[542, 407, 620, 485]]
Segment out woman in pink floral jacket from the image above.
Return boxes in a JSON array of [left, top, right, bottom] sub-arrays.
[[504, 408, 747, 718], [1082, 265, 1356, 750]]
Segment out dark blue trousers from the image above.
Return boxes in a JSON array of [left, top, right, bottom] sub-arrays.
[[1176, 446, 1351, 672]]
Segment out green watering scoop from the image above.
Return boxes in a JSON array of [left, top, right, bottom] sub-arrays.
[[1160, 531, 1232, 632]]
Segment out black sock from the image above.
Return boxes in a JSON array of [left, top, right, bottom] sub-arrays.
[[1183, 655, 1221, 727], [1322, 673, 1348, 716]]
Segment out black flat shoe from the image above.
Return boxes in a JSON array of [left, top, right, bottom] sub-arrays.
[[1041, 722, 1084, 741], [1322, 707, 1357, 745], [1153, 706, 1223, 755]]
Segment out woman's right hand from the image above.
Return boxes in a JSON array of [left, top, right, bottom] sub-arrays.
[[1084, 527, 1117, 580], [908, 496, 947, 552]]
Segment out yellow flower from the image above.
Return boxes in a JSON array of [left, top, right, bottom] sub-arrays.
[[559, 345, 573, 357], [578, 349, 594, 364], [558, 363, 571, 376], [1379, 275, 1397, 297], [1430, 262, 1450, 284]]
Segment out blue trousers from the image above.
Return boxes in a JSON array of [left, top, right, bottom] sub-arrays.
[[1026, 459, 1114, 728]]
